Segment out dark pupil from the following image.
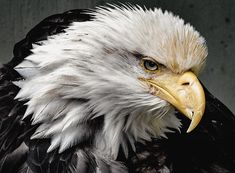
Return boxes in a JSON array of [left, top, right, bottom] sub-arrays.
[[148, 61, 156, 67], [145, 60, 157, 70]]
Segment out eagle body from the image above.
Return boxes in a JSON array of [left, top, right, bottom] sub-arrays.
[[0, 6, 235, 173]]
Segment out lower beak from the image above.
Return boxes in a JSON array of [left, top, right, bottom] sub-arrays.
[[141, 71, 205, 133]]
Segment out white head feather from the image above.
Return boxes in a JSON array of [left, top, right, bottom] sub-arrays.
[[14, 5, 207, 159]]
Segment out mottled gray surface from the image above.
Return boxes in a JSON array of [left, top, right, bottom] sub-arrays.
[[0, 0, 234, 113]]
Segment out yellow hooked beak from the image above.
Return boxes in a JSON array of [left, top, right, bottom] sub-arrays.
[[141, 71, 205, 133]]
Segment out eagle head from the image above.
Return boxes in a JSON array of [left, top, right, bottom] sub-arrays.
[[15, 5, 208, 159]]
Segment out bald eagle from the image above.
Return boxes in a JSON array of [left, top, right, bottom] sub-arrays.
[[0, 5, 234, 173]]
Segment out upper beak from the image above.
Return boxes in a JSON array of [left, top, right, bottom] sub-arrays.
[[141, 71, 205, 133]]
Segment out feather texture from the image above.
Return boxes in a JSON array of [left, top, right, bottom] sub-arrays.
[[0, 5, 234, 173]]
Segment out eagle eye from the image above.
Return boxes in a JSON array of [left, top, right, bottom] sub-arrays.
[[141, 59, 159, 72]]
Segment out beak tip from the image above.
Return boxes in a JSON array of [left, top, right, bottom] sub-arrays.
[[186, 115, 202, 133], [186, 128, 193, 133]]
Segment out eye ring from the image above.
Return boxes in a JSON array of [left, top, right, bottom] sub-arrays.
[[142, 59, 159, 72]]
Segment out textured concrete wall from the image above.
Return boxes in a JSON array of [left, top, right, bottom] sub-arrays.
[[0, 0, 234, 113]]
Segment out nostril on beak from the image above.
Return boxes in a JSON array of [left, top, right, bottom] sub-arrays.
[[182, 82, 190, 86], [191, 111, 194, 117]]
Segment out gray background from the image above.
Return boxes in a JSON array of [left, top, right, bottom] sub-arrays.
[[0, 0, 234, 113]]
